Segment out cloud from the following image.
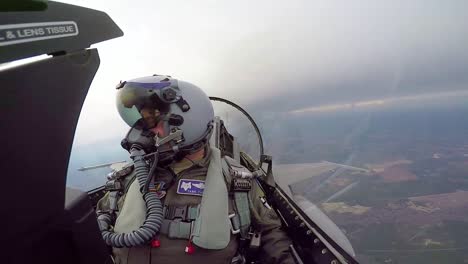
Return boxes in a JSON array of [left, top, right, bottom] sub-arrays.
[[57, 0, 468, 145], [206, 1, 468, 112]]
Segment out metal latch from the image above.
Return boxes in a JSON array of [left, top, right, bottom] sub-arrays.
[[249, 231, 261, 250], [228, 213, 241, 235], [231, 178, 252, 192], [105, 180, 123, 191]]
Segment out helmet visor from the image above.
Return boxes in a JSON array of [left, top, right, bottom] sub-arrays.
[[116, 82, 171, 127]]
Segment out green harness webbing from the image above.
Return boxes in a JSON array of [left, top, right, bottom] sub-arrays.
[[234, 192, 251, 238], [222, 156, 253, 239]]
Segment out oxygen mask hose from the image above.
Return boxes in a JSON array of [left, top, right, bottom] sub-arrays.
[[98, 144, 164, 247]]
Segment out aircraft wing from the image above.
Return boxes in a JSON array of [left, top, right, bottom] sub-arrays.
[[273, 161, 370, 259]]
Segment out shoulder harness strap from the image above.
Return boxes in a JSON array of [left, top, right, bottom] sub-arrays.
[[222, 156, 253, 239]]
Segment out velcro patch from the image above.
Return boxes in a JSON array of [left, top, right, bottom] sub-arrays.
[[177, 179, 205, 196]]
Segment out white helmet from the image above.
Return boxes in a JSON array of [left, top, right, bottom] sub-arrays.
[[116, 75, 214, 154]]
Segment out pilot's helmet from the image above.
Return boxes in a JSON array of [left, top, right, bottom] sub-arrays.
[[116, 75, 214, 152]]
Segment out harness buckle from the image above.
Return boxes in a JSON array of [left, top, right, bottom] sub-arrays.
[[105, 179, 123, 191], [228, 213, 241, 235], [165, 205, 188, 220]]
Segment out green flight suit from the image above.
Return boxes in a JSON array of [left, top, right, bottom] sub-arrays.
[[96, 147, 294, 264]]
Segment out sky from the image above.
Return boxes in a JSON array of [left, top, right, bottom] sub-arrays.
[[56, 0, 468, 146]]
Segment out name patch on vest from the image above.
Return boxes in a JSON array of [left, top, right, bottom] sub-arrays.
[[177, 179, 205, 196]]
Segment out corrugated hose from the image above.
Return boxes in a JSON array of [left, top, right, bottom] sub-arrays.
[[97, 145, 163, 247]]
